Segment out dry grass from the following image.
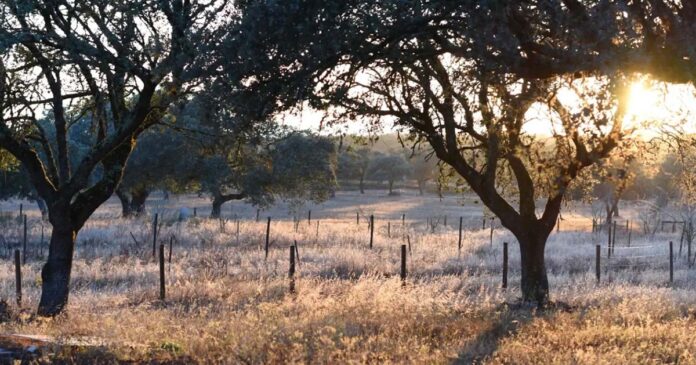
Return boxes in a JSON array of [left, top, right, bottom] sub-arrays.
[[0, 190, 693, 364]]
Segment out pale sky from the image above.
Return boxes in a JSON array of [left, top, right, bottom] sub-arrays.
[[279, 80, 696, 138]]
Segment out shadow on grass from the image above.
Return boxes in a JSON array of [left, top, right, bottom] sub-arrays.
[[452, 301, 573, 364]]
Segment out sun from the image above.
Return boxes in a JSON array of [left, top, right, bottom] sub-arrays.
[[626, 80, 661, 120]]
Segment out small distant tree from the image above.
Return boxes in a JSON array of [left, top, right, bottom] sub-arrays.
[[409, 153, 438, 195], [337, 147, 371, 193], [115, 126, 196, 218], [367, 153, 410, 195]]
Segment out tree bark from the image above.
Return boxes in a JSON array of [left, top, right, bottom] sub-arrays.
[[37, 223, 76, 316], [517, 231, 550, 304]]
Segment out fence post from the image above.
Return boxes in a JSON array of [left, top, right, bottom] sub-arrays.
[[557, 217, 560, 233], [369, 215, 374, 249], [265, 217, 271, 260], [670, 241, 674, 284], [14, 249, 21, 307], [152, 213, 158, 257], [22, 214, 27, 264], [596, 244, 601, 284], [443, 215, 447, 227], [607, 221, 612, 258], [159, 244, 165, 300], [482, 217, 486, 230], [387, 221, 391, 238], [289, 245, 296, 293], [612, 221, 617, 255], [458, 217, 463, 255], [502, 242, 508, 289], [256, 209, 260, 222], [401, 244, 407, 285], [628, 223, 632, 247], [308, 210, 311, 225], [168, 236, 174, 272], [357, 212, 360, 225], [19, 203, 22, 219], [294, 240, 301, 266], [402, 214, 405, 227], [193, 207, 197, 218]]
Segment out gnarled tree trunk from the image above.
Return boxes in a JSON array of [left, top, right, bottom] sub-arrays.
[[210, 192, 246, 219], [37, 206, 76, 316]]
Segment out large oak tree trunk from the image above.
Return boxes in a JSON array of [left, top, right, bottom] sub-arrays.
[[517, 232, 549, 304], [37, 223, 76, 316]]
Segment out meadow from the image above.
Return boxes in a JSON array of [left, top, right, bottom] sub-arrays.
[[0, 190, 694, 364]]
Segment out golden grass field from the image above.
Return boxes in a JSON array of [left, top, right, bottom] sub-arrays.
[[0, 190, 694, 364]]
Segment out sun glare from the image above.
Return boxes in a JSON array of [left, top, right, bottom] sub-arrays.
[[626, 81, 661, 119]]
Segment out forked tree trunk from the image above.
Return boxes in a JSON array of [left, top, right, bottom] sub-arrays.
[[38, 222, 76, 316]]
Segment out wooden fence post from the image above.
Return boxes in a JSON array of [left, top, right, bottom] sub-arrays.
[[357, 212, 360, 225], [159, 244, 165, 301], [596, 244, 601, 284], [289, 245, 296, 293], [193, 207, 197, 218], [14, 249, 21, 306], [443, 215, 447, 227], [19, 203, 22, 219], [458, 217, 463, 255], [256, 209, 260, 222], [265, 217, 271, 260], [612, 221, 617, 255], [670, 241, 674, 284], [387, 221, 391, 238], [22, 214, 27, 264], [502, 242, 508, 289], [308, 210, 311, 225], [401, 244, 407, 285], [482, 217, 486, 230], [294, 240, 301, 266], [402, 214, 405, 227], [152, 213, 158, 257], [369, 215, 374, 249], [607, 221, 612, 258], [628, 222, 632, 247], [168, 236, 174, 273]]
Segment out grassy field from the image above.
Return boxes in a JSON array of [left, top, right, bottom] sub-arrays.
[[0, 190, 694, 363]]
